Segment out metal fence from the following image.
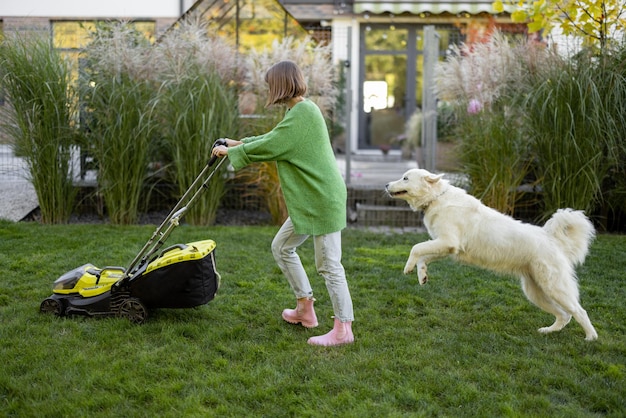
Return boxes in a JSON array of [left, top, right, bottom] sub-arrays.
[[0, 144, 28, 182], [1, 143, 425, 228]]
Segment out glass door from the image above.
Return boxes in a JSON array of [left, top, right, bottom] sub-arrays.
[[359, 25, 416, 151], [358, 24, 461, 152]]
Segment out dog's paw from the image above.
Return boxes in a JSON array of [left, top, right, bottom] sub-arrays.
[[417, 263, 428, 285], [403, 262, 415, 275], [537, 326, 552, 334]]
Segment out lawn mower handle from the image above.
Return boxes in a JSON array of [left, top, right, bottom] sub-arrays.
[[208, 138, 228, 167], [121, 139, 228, 282]]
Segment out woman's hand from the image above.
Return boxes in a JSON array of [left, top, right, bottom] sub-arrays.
[[212, 145, 228, 158], [212, 138, 242, 158]]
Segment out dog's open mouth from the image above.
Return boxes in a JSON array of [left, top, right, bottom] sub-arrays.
[[386, 189, 407, 197]]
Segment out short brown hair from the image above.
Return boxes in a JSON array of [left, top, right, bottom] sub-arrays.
[[264, 60, 307, 107]]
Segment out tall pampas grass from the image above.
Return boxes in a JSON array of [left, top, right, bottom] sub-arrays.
[[435, 30, 626, 223], [434, 32, 525, 110], [523, 50, 618, 221], [80, 17, 242, 225], [79, 22, 156, 225], [434, 32, 547, 215], [0, 34, 77, 223], [154, 16, 240, 226], [151, 16, 243, 84]]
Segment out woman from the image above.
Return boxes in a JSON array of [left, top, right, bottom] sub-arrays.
[[211, 60, 354, 346]]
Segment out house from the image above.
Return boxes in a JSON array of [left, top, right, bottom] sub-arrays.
[[0, 0, 523, 225], [0, 1, 196, 39], [182, 1, 522, 162], [1, 0, 522, 161], [279, 1, 522, 160]]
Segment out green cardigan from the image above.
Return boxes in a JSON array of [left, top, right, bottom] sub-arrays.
[[227, 99, 347, 235]]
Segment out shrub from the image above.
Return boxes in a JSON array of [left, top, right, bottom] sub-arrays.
[[455, 110, 532, 215], [0, 34, 77, 223], [79, 23, 158, 225], [520, 43, 626, 226], [152, 18, 241, 226], [434, 32, 535, 214], [596, 45, 626, 228], [436, 32, 626, 226], [79, 19, 242, 226], [522, 51, 611, 220]]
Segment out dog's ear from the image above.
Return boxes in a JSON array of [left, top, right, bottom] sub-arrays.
[[425, 173, 444, 184]]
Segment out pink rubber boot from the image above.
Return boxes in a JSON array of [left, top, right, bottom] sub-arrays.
[[307, 318, 354, 346], [282, 297, 318, 328]]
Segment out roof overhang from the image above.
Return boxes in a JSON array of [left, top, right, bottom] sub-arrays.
[[354, 1, 506, 16]]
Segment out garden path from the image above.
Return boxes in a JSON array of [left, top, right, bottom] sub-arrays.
[[337, 153, 418, 187], [0, 145, 38, 222]]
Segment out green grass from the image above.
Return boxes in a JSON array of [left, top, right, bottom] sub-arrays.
[[0, 221, 624, 417]]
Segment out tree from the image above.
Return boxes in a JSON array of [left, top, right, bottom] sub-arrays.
[[493, 0, 626, 51]]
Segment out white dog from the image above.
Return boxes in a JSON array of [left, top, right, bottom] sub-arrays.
[[385, 168, 598, 341]]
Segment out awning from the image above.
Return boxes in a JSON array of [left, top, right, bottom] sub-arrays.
[[354, 1, 506, 16]]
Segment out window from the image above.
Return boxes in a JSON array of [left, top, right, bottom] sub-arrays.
[[52, 20, 156, 80], [193, 0, 305, 52]]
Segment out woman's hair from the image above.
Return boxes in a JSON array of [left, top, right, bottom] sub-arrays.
[[264, 60, 307, 107]]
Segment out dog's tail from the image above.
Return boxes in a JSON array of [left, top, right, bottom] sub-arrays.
[[543, 208, 595, 266]]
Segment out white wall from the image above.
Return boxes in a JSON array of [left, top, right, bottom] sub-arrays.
[[0, 0, 195, 18], [332, 18, 363, 156]]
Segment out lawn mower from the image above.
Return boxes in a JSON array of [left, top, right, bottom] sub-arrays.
[[39, 140, 227, 323]]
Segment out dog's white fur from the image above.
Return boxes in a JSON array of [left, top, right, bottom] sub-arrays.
[[386, 168, 598, 341]]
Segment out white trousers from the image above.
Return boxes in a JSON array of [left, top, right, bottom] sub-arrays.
[[271, 217, 354, 323]]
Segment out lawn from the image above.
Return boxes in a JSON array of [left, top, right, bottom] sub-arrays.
[[0, 221, 624, 417]]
